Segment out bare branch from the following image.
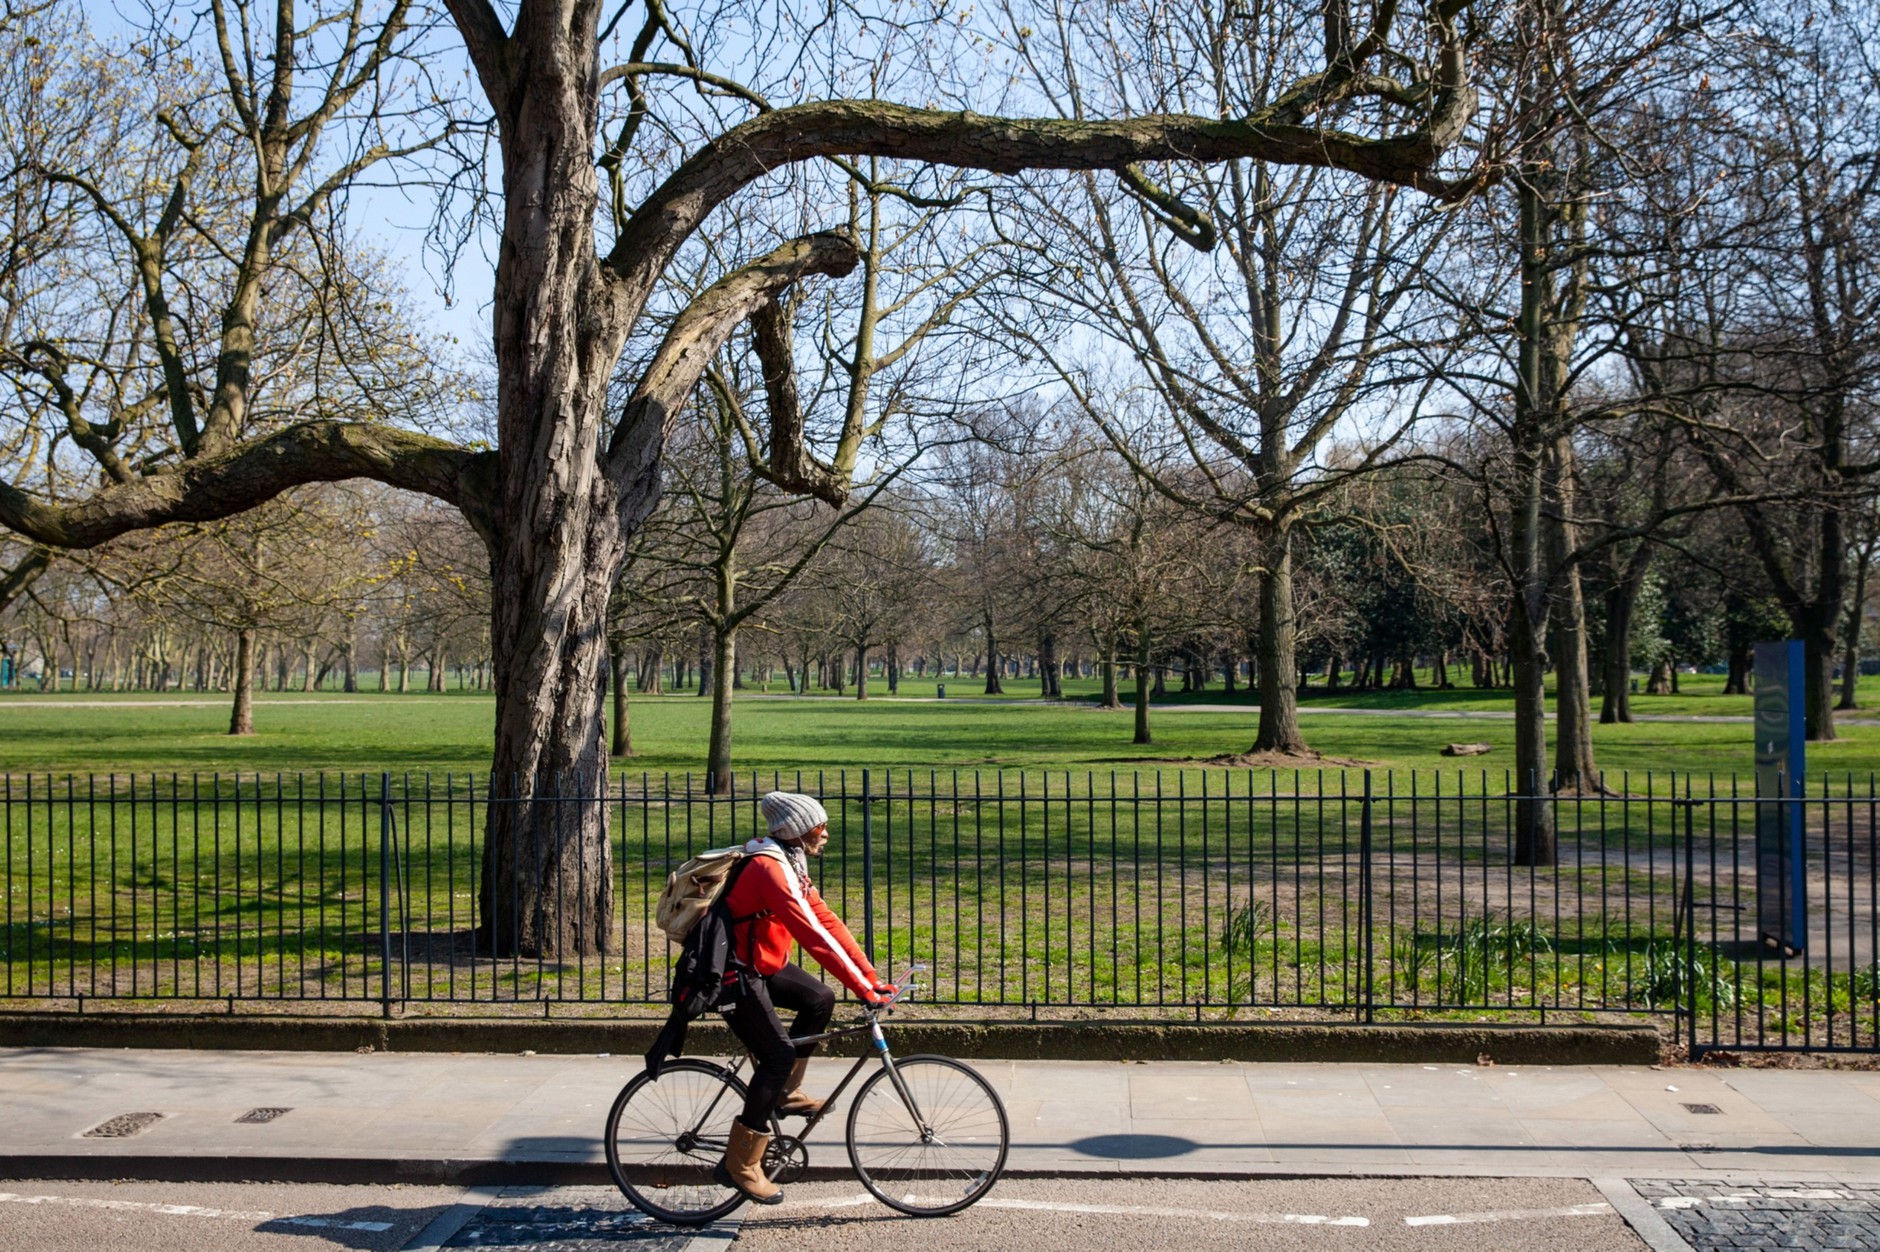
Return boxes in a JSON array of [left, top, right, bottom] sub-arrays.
[[607, 232, 862, 487], [0, 423, 490, 550]]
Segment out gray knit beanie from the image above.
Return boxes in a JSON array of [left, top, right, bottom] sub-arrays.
[[761, 791, 828, 841]]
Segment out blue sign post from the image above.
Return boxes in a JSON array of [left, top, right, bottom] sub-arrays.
[[1753, 640, 1807, 956]]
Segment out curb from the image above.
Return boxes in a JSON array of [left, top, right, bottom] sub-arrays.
[[0, 1155, 1667, 1187], [0, 1015, 1661, 1065], [4, 1154, 1857, 1190]]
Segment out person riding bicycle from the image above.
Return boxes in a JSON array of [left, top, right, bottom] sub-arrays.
[[712, 791, 895, 1205]]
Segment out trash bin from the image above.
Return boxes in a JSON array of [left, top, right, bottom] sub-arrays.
[[936, 683, 946, 699]]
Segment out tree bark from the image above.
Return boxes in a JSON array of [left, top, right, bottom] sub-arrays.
[[1133, 621, 1153, 745], [1724, 645, 1751, 696], [1546, 439, 1598, 789], [1252, 523, 1309, 754], [707, 624, 735, 789], [1100, 634, 1122, 709], [1837, 545, 1870, 711], [609, 640, 633, 758], [853, 642, 869, 700], [1598, 550, 1651, 724], [228, 627, 256, 736], [982, 614, 1004, 694]]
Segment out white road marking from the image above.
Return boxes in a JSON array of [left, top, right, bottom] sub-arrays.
[[1405, 1202, 1612, 1227], [776, 1194, 1368, 1226], [977, 1199, 1368, 1227], [1656, 1188, 1843, 1210], [0, 1190, 394, 1231]]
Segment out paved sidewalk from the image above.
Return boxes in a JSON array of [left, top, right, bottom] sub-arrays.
[[0, 1047, 1876, 1188]]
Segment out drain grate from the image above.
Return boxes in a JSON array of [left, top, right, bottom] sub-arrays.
[[235, 1107, 291, 1124], [82, 1112, 164, 1138], [1682, 1103, 1723, 1115]]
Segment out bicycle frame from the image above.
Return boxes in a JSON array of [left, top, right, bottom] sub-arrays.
[[685, 983, 934, 1145]]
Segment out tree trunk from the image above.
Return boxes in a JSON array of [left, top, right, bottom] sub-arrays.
[[1506, 161, 1559, 864], [1724, 645, 1751, 696], [1598, 553, 1650, 724], [1646, 657, 1672, 695], [610, 640, 633, 758], [982, 615, 1004, 694], [1509, 604, 1555, 865], [1100, 634, 1122, 709], [1038, 630, 1061, 698], [1252, 523, 1309, 754], [228, 627, 256, 736], [707, 624, 735, 789], [853, 642, 868, 700], [1133, 621, 1153, 745], [886, 641, 899, 694], [472, 40, 648, 960], [1837, 552, 1869, 710], [1546, 439, 1597, 790]]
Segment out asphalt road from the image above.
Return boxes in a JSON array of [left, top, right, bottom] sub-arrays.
[[0, 1179, 465, 1252], [0, 1178, 1651, 1252], [735, 1176, 1649, 1252]]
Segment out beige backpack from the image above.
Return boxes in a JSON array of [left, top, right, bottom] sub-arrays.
[[654, 846, 748, 944]]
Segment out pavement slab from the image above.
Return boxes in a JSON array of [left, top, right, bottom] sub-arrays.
[[0, 1046, 1875, 1192]]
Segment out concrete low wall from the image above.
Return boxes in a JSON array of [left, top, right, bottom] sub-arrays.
[[0, 1013, 1662, 1065]]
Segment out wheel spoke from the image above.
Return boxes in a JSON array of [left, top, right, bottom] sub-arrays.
[[847, 1056, 1008, 1216], [605, 1061, 746, 1226]]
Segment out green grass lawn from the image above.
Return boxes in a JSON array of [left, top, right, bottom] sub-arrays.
[[3, 674, 1879, 782], [5, 681, 1876, 1047]]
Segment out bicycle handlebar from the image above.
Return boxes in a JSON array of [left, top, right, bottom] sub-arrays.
[[860, 965, 926, 1018]]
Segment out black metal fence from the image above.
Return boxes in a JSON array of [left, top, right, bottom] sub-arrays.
[[2, 770, 1875, 1053]]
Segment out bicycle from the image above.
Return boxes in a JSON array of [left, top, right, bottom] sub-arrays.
[[604, 970, 1009, 1226]]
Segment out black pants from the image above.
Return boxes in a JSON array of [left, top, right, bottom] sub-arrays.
[[722, 964, 835, 1130]]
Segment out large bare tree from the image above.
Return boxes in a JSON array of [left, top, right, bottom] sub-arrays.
[[0, 0, 1482, 954], [995, 0, 1455, 758]]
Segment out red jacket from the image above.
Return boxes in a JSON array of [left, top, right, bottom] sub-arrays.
[[724, 838, 880, 999]]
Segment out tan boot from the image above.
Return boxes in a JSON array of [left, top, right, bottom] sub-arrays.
[[713, 1120, 783, 1205], [775, 1058, 827, 1118]]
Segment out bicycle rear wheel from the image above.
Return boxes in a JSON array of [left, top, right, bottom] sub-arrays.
[[604, 1059, 746, 1226], [846, 1054, 1009, 1216]]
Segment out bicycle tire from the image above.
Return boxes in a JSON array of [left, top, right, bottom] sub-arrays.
[[604, 1059, 747, 1226], [846, 1054, 1009, 1216]]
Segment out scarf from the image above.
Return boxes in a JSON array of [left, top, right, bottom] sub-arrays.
[[780, 839, 812, 891]]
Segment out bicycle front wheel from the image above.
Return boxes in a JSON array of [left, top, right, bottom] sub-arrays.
[[604, 1059, 746, 1226], [846, 1054, 1009, 1216]]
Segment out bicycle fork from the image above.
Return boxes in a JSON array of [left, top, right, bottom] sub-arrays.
[[870, 1020, 939, 1142]]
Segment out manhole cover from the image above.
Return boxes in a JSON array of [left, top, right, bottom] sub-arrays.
[[82, 1112, 164, 1138], [1681, 1103, 1723, 1115], [235, 1107, 291, 1124]]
